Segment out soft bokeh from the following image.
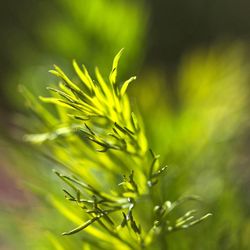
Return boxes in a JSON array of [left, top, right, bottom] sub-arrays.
[[1, 1, 250, 249]]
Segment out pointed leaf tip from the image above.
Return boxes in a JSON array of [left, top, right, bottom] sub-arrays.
[[109, 48, 124, 85], [120, 76, 136, 96]]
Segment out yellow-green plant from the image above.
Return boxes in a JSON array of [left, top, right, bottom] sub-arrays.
[[22, 50, 211, 249]]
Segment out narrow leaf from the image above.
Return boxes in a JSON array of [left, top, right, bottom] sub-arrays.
[[73, 60, 92, 91], [62, 216, 100, 236], [109, 48, 124, 85], [120, 76, 136, 96]]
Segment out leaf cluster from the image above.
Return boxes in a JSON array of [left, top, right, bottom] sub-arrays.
[[22, 49, 211, 249]]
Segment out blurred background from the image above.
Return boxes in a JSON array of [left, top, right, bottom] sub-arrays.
[[1, 0, 250, 249]]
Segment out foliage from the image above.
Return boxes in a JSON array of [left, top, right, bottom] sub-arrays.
[[20, 50, 211, 249]]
